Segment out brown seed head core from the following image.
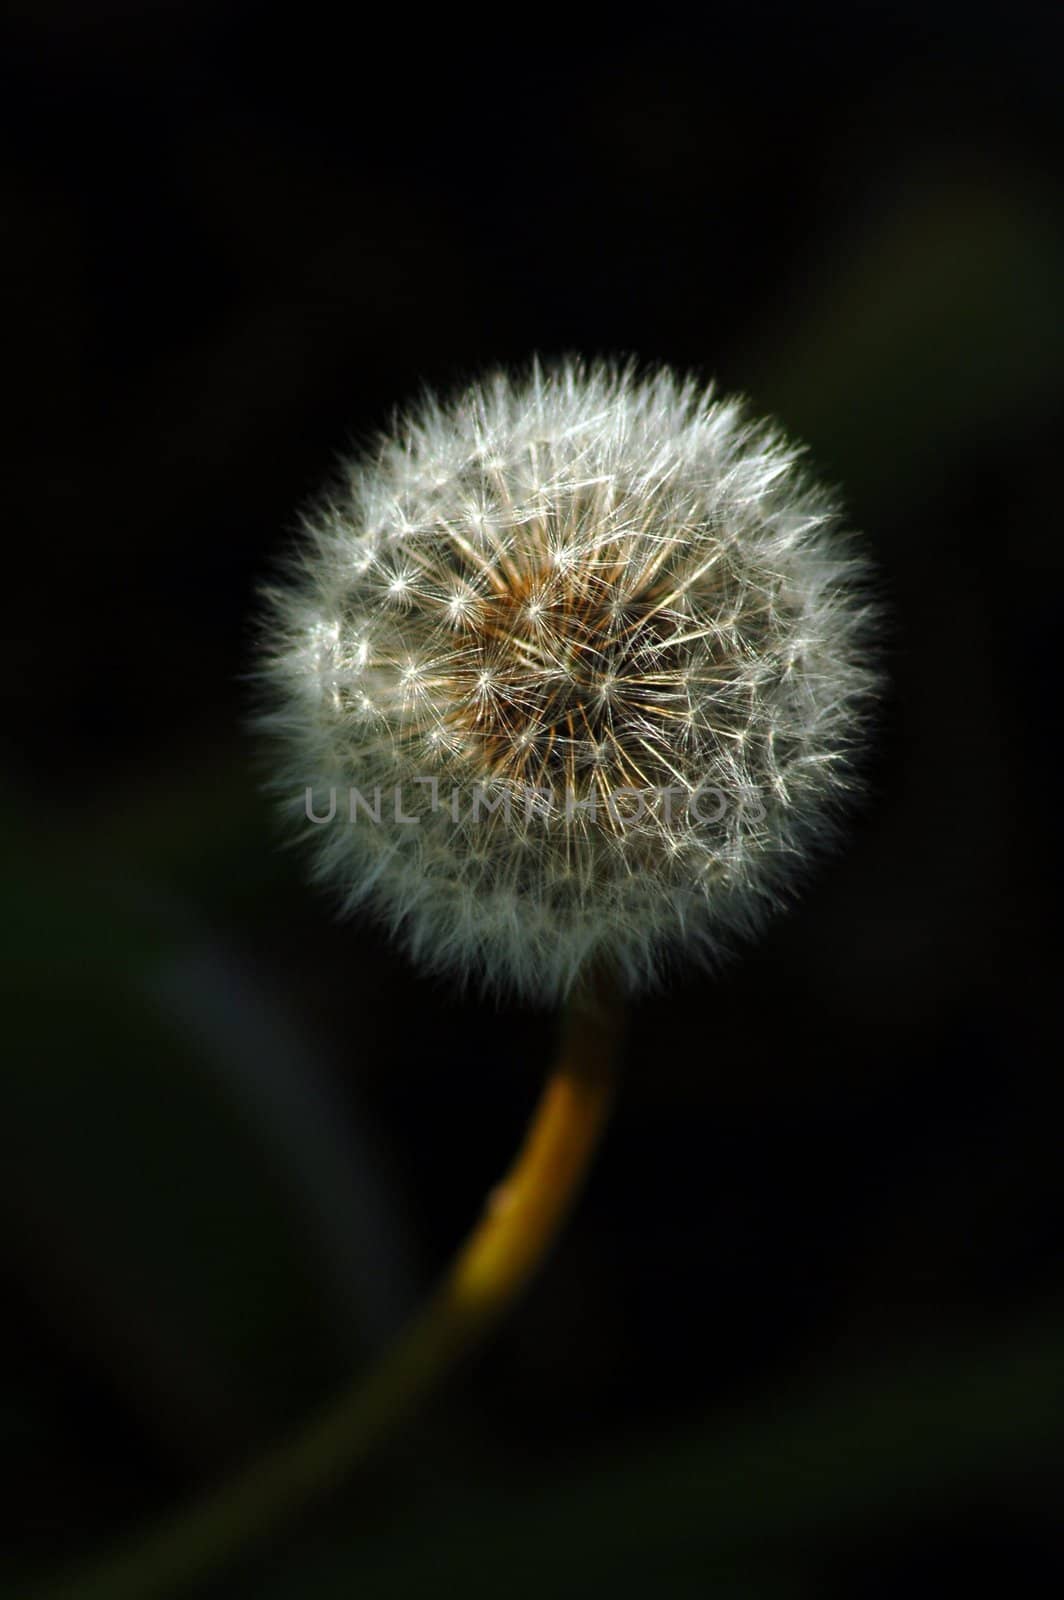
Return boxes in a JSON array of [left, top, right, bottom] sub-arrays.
[[438, 555, 697, 804]]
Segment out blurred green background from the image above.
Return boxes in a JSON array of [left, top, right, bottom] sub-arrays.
[[3, 4, 1062, 1595]]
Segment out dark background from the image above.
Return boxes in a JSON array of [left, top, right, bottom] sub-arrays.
[[3, 4, 1063, 1596]]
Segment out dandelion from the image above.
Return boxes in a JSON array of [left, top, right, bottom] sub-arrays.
[[260, 358, 878, 1001], [42, 363, 878, 1600]]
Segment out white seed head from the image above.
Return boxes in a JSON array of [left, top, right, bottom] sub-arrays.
[[258, 359, 879, 1003]]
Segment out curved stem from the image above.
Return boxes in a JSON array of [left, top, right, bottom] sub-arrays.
[[36, 980, 621, 1600]]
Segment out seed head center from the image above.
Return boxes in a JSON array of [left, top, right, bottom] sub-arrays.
[[450, 562, 683, 791]]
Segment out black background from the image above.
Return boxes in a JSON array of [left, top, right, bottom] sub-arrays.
[[3, 4, 1063, 1596]]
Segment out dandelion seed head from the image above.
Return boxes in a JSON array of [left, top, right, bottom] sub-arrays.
[[259, 359, 880, 1002]]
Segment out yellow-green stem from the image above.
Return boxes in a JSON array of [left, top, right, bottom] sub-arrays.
[[34, 981, 620, 1600]]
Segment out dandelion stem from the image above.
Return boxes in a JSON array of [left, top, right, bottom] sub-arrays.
[[37, 979, 620, 1600]]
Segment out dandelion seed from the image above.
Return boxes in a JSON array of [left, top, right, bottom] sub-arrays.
[[258, 359, 879, 1001]]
